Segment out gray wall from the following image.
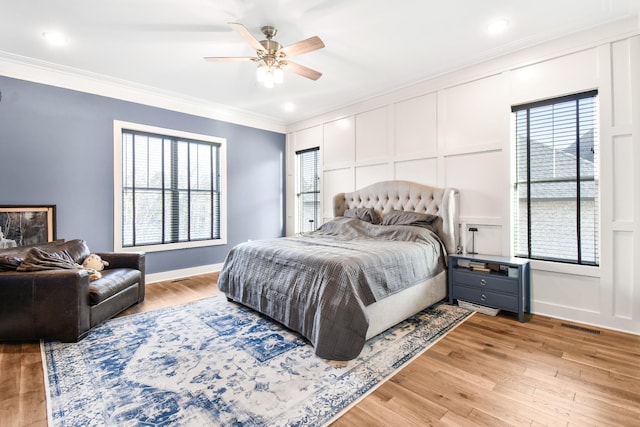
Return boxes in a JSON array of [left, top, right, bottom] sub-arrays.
[[0, 76, 286, 274]]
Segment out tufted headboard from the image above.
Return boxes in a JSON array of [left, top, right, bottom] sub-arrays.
[[333, 180, 459, 254]]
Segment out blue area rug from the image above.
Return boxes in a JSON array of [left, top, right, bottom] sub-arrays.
[[42, 294, 472, 426]]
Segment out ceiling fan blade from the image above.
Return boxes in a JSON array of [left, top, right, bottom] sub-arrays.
[[228, 22, 265, 52], [284, 61, 323, 80], [204, 56, 258, 62], [279, 36, 325, 58]]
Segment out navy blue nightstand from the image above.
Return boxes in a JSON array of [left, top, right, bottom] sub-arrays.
[[448, 254, 530, 322]]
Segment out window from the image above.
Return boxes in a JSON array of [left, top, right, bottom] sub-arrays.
[[113, 121, 226, 252], [512, 90, 599, 265], [296, 147, 320, 233]]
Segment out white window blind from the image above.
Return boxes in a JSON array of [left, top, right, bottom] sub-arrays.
[[296, 147, 320, 233], [512, 90, 599, 265], [120, 128, 222, 249]]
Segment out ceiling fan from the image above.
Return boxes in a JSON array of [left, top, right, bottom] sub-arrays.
[[204, 22, 325, 88]]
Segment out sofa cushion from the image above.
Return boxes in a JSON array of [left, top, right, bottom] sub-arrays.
[[89, 268, 141, 305]]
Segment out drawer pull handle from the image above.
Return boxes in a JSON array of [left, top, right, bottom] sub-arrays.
[[480, 279, 486, 286], [480, 294, 487, 301]]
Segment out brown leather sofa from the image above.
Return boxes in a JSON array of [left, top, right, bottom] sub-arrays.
[[0, 239, 145, 342]]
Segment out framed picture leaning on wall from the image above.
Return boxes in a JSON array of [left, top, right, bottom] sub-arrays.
[[0, 205, 56, 248]]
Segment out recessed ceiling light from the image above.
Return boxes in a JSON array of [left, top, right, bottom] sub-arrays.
[[42, 31, 68, 46], [283, 102, 295, 112], [487, 18, 509, 35]]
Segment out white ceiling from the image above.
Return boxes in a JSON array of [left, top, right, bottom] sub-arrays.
[[1, 0, 639, 127]]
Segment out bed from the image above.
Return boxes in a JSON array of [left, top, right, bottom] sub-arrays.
[[218, 180, 459, 360]]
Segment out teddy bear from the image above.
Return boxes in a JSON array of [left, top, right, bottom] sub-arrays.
[[82, 254, 109, 280]]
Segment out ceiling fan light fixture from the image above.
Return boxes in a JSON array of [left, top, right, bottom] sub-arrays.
[[256, 64, 267, 83], [273, 66, 284, 85], [264, 71, 275, 88], [256, 61, 284, 88], [206, 22, 324, 87]]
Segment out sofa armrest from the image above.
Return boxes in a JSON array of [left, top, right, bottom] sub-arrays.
[[97, 252, 144, 271], [96, 252, 145, 302], [0, 269, 92, 342]]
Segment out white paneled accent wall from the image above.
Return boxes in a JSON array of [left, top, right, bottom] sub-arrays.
[[323, 117, 354, 169], [509, 49, 599, 105], [612, 135, 634, 222], [355, 163, 392, 190], [355, 107, 389, 163], [611, 40, 633, 127], [444, 150, 507, 221], [440, 74, 507, 152], [613, 231, 634, 319], [394, 94, 437, 158], [286, 21, 640, 335], [394, 158, 438, 185]]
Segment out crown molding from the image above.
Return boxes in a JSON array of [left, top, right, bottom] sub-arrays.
[[0, 51, 286, 134]]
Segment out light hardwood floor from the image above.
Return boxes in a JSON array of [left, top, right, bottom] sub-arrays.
[[1, 273, 639, 426]]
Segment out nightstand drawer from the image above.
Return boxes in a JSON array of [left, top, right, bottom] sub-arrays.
[[452, 269, 518, 294], [451, 286, 518, 312]]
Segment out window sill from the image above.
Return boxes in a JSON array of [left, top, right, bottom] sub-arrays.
[[529, 259, 600, 278], [116, 238, 227, 253]]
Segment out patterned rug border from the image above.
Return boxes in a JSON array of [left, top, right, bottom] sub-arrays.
[[42, 294, 474, 426], [323, 308, 474, 425]]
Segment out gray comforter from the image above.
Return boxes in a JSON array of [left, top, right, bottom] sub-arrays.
[[218, 217, 447, 360]]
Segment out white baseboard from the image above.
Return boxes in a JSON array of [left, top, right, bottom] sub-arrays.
[[146, 263, 223, 284]]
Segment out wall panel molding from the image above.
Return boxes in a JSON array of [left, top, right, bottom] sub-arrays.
[[286, 24, 640, 335]]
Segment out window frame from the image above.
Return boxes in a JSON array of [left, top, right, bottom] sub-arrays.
[[295, 147, 320, 233], [113, 120, 227, 253], [511, 90, 599, 267]]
